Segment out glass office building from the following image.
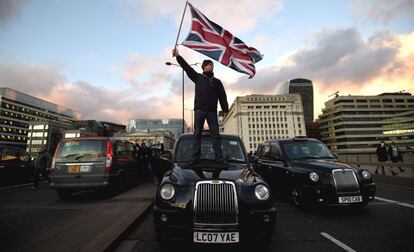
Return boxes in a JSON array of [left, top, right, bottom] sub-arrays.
[[288, 78, 314, 125], [319, 92, 414, 154], [127, 119, 188, 140], [0, 87, 81, 149]]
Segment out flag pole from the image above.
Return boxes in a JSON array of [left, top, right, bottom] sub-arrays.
[[174, 1, 189, 49]]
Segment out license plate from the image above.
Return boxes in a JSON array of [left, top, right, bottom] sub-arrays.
[[193, 232, 239, 243], [338, 196, 363, 204], [68, 165, 80, 173], [80, 165, 91, 172]]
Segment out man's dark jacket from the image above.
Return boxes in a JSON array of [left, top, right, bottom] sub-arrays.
[[376, 145, 388, 162], [176, 56, 229, 113]]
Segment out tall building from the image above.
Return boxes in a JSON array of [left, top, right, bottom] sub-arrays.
[[319, 92, 414, 155], [74, 120, 126, 136], [63, 120, 126, 139], [0, 87, 81, 149], [287, 78, 314, 124], [127, 118, 188, 140], [115, 131, 176, 151], [222, 94, 306, 153], [26, 120, 73, 156]]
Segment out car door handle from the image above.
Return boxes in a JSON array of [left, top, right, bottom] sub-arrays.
[[21, 165, 26, 167], [0, 165, 5, 168]]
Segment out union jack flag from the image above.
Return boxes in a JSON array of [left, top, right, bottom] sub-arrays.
[[181, 2, 263, 78]]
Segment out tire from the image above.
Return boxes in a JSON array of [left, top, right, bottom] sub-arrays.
[[57, 189, 73, 200]]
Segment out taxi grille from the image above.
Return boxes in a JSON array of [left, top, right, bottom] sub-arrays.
[[332, 169, 360, 193], [193, 181, 238, 225]]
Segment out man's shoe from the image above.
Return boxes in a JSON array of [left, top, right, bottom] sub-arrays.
[[399, 167, 405, 172], [391, 170, 398, 176]]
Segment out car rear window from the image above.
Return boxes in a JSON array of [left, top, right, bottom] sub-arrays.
[[56, 140, 106, 158]]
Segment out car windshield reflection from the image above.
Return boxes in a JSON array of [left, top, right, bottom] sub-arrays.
[[175, 138, 247, 164], [281, 142, 335, 160]]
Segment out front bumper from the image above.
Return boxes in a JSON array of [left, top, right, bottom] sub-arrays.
[[153, 205, 276, 242], [301, 182, 376, 205]]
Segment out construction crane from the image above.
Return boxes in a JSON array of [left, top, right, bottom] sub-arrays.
[[329, 91, 339, 98]]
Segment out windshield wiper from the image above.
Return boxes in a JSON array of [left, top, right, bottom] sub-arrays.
[[317, 156, 336, 159], [62, 154, 78, 158], [75, 153, 99, 160], [296, 156, 322, 160], [225, 159, 247, 164]]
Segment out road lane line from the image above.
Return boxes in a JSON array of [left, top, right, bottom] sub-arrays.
[[0, 181, 47, 191], [375, 196, 414, 209], [321, 232, 356, 252]]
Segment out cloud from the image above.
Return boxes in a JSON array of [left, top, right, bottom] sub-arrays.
[[224, 28, 413, 118], [351, 0, 414, 24], [0, 63, 65, 94], [44, 81, 184, 123], [118, 0, 283, 34], [230, 28, 401, 93], [0, 0, 28, 24], [0, 61, 188, 124]]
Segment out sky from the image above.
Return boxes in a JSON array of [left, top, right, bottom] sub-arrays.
[[0, 0, 413, 125]]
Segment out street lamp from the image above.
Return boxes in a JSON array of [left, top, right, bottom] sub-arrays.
[[166, 61, 199, 134], [184, 108, 194, 132]]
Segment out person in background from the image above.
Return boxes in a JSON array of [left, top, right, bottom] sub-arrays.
[[388, 142, 405, 173], [140, 142, 155, 182], [32, 148, 51, 188], [375, 141, 395, 175]]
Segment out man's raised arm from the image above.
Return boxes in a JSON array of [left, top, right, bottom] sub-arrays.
[[172, 48, 198, 83]]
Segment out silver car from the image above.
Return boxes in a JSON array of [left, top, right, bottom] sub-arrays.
[[50, 137, 143, 199]]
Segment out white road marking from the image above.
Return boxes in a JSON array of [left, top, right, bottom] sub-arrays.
[[0, 181, 47, 191], [321, 232, 356, 252], [375, 196, 414, 209]]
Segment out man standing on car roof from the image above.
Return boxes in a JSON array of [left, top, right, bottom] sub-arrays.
[[173, 48, 229, 164]]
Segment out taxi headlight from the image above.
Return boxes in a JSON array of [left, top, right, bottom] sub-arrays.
[[362, 170, 371, 180], [160, 183, 175, 200], [309, 172, 320, 182], [255, 184, 270, 200]]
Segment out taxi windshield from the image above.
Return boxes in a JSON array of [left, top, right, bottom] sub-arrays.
[[175, 138, 247, 163], [281, 141, 335, 160]]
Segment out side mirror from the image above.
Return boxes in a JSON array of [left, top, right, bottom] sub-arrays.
[[249, 155, 259, 164]]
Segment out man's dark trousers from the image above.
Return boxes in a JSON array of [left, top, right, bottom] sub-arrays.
[[192, 110, 223, 161]]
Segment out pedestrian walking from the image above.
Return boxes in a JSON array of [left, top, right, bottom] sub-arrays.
[[32, 148, 51, 188], [388, 142, 405, 173], [375, 141, 396, 175], [140, 142, 155, 182], [172, 48, 229, 165]]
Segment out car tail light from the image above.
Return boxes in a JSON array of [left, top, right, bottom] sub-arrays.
[[105, 139, 113, 173]]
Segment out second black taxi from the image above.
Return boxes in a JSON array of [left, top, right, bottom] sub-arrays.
[[252, 137, 376, 208]]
